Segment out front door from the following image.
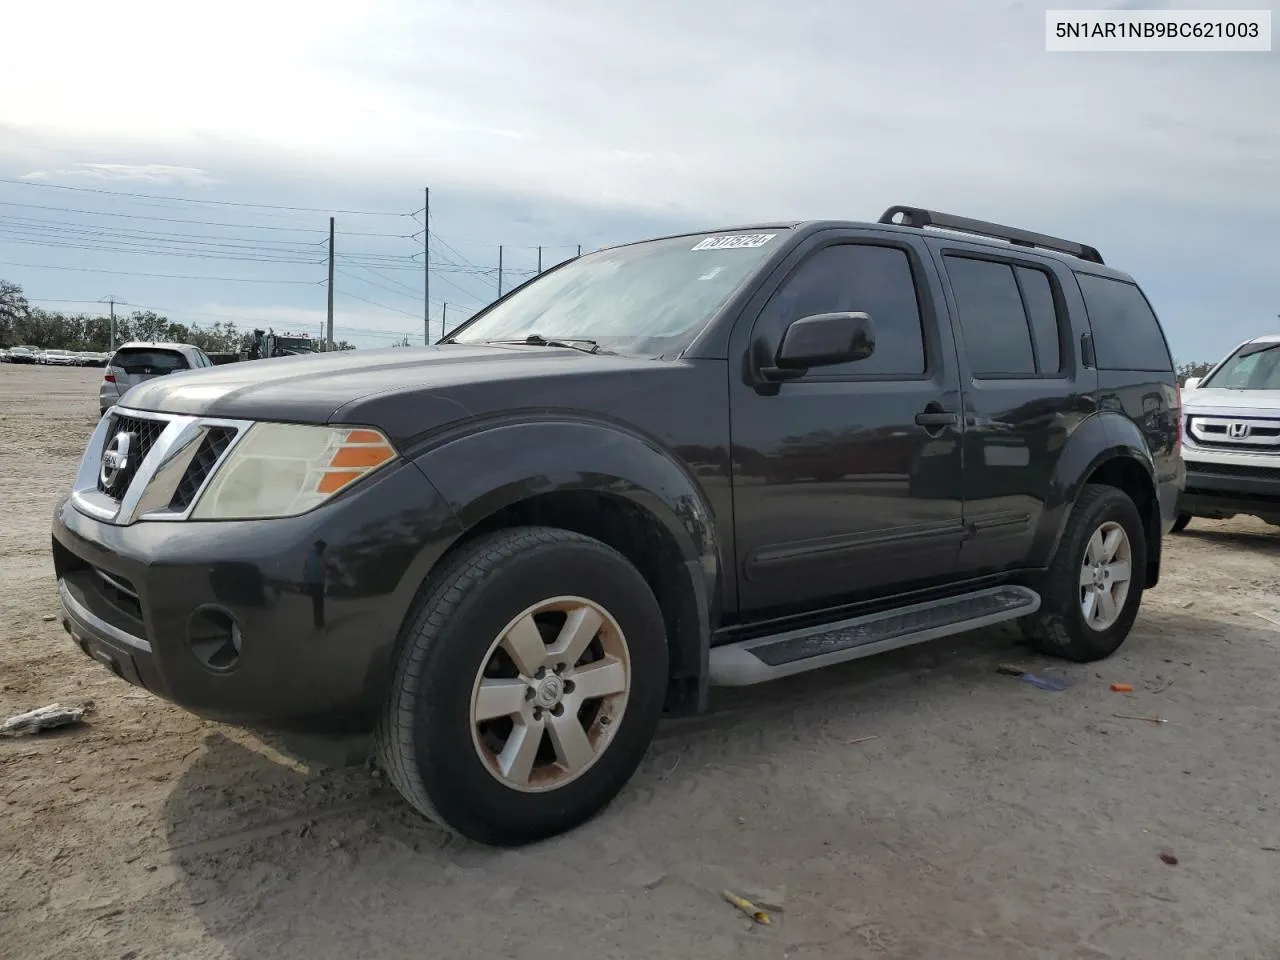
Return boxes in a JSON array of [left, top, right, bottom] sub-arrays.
[[728, 231, 966, 620]]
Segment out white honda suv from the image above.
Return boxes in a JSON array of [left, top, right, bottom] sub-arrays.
[[1175, 334, 1280, 531]]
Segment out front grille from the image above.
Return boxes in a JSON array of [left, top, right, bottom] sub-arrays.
[[169, 427, 237, 510], [1188, 416, 1280, 453], [96, 414, 168, 499]]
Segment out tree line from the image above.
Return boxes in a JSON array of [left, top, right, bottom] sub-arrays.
[[1, 278, 354, 354]]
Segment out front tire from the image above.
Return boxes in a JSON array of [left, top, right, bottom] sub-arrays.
[[1023, 484, 1147, 663], [375, 526, 668, 846]]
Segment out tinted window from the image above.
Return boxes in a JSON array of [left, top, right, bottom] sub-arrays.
[[111, 349, 190, 375], [1015, 266, 1062, 373], [1076, 274, 1172, 371], [944, 257, 1035, 376], [756, 244, 926, 376]]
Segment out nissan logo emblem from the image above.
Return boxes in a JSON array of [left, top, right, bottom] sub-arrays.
[[99, 431, 134, 491]]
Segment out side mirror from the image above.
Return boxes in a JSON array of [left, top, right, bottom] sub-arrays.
[[765, 312, 875, 379], [1183, 377, 1201, 391]]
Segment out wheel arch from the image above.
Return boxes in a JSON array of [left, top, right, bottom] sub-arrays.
[[410, 417, 721, 715], [1033, 413, 1162, 588]]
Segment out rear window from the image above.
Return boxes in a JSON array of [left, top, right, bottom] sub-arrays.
[[1075, 274, 1172, 372], [111, 349, 190, 375]]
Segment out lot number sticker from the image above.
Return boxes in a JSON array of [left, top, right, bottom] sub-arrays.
[[691, 233, 776, 251]]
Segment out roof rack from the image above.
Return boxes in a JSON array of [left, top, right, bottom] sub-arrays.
[[878, 205, 1104, 265]]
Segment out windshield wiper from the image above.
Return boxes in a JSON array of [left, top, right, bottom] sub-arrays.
[[487, 333, 603, 354]]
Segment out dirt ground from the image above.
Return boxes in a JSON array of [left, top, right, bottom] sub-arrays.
[[2, 364, 1278, 960]]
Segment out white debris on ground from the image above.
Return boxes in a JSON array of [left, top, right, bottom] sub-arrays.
[[1, 702, 88, 736]]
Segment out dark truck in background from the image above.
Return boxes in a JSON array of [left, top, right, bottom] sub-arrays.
[[51, 206, 1183, 845]]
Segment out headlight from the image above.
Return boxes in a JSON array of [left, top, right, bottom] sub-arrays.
[[191, 423, 397, 520]]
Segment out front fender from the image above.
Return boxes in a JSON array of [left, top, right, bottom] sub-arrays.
[[410, 415, 721, 605], [1028, 412, 1157, 568]]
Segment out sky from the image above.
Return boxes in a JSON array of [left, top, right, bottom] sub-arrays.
[[0, 0, 1276, 359]]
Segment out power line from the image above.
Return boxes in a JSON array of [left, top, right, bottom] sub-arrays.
[[0, 176, 409, 216], [0, 214, 329, 251], [335, 265, 422, 301], [0, 260, 324, 284], [0, 235, 326, 265], [335, 288, 423, 319], [0, 200, 411, 236]]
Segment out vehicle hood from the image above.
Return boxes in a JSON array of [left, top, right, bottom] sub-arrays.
[[119, 343, 671, 441], [1183, 387, 1280, 413]]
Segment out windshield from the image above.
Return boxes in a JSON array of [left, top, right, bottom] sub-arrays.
[[1203, 342, 1280, 390], [449, 230, 788, 356]]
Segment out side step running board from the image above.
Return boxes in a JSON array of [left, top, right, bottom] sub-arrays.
[[709, 586, 1040, 687]]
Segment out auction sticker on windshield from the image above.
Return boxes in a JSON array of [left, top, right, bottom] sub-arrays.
[[691, 233, 776, 251]]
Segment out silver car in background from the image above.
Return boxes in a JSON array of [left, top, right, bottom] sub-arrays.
[[99, 342, 214, 417]]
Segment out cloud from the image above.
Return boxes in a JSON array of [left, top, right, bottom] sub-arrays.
[[20, 164, 220, 187], [0, 0, 1275, 363]]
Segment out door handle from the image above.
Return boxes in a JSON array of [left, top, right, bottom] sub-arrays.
[[915, 411, 959, 427]]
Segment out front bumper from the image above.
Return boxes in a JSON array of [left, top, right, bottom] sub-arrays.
[[52, 458, 462, 735], [1180, 455, 1280, 522]]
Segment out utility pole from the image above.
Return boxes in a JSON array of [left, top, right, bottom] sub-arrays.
[[498, 245, 504, 297], [577, 244, 582, 258], [98, 295, 123, 350], [537, 246, 542, 274], [326, 216, 335, 351], [441, 302, 447, 341], [423, 187, 430, 345]]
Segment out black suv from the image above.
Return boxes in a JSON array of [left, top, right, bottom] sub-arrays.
[[52, 206, 1184, 845]]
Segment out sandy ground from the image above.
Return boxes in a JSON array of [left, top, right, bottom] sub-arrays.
[[2, 363, 1279, 960]]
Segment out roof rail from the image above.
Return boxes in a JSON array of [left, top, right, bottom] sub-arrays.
[[878, 205, 1104, 265]]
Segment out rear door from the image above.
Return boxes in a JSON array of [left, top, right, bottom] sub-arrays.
[[108, 347, 193, 391], [927, 242, 1098, 575]]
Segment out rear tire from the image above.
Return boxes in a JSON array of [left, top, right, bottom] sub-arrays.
[[1170, 512, 1192, 533], [375, 526, 668, 846], [1022, 484, 1147, 663]]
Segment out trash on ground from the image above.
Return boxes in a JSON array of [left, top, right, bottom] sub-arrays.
[[1, 702, 88, 736], [1113, 713, 1167, 724], [1159, 851, 1179, 866], [848, 735, 879, 745], [1252, 611, 1280, 630], [995, 662, 1026, 676], [722, 889, 771, 925], [1110, 683, 1135, 693], [1021, 673, 1072, 691], [41, 614, 57, 622]]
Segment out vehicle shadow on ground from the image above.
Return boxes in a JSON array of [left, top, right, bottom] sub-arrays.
[[156, 608, 1246, 959]]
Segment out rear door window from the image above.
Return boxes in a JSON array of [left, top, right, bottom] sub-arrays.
[[943, 256, 1036, 376], [943, 256, 1065, 377], [1075, 274, 1173, 372], [111, 349, 191, 375]]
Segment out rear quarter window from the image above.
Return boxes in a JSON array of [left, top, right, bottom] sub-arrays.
[[111, 349, 190, 374], [1075, 274, 1172, 372]]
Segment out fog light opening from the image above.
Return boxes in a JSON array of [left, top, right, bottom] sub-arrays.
[[188, 607, 242, 671]]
